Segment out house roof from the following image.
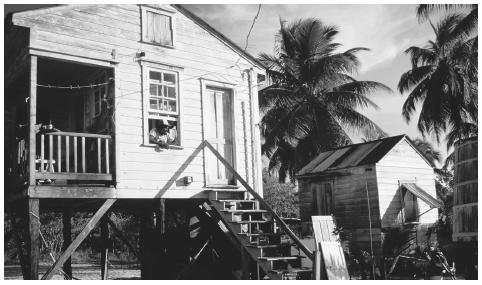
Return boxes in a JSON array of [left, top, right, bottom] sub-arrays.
[[5, 4, 265, 70], [297, 134, 434, 177], [401, 183, 443, 209]]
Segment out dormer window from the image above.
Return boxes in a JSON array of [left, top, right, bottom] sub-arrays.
[[141, 6, 175, 47]]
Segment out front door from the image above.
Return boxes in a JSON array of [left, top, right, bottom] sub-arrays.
[[205, 87, 235, 185], [312, 181, 334, 215]]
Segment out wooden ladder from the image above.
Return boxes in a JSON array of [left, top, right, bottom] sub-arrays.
[[203, 141, 314, 280]]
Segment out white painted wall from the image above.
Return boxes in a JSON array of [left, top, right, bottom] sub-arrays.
[[14, 4, 263, 198], [376, 138, 438, 227]]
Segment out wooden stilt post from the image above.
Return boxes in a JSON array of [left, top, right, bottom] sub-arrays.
[[62, 209, 72, 279], [100, 215, 110, 280], [140, 209, 156, 280], [6, 206, 28, 279], [155, 199, 166, 279], [27, 198, 40, 280]]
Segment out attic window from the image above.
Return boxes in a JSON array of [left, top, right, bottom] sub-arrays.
[[141, 7, 175, 47]]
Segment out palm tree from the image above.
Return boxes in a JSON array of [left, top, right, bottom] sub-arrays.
[[398, 14, 477, 148], [411, 138, 441, 165], [259, 19, 391, 182], [417, 4, 477, 39]]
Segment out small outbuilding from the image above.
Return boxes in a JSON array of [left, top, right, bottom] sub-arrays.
[[296, 135, 442, 269]]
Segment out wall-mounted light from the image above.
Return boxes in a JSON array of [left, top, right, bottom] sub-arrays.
[[137, 51, 146, 58]]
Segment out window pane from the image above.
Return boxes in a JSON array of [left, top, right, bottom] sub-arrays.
[[164, 73, 176, 84], [145, 12, 172, 46], [165, 86, 176, 98], [149, 71, 162, 82], [166, 99, 177, 112], [150, 99, 159, 110], [149, 84, 158, 96]]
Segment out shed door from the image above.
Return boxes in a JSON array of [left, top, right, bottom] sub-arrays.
[[312, 181, 334, 215], [205, 87, 235, 185]]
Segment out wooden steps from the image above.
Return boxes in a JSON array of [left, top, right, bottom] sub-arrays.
[[208, 189, 313, 280]]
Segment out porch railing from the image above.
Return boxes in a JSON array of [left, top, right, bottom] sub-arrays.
[[35, 131, 112, 181]]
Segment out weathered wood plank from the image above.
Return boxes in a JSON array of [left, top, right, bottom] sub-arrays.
[[100, 216, 110, 280], [97, 137, 101, 173], [29, 56, 38, 185], [73, 137, 78, 172], [65, 136, 70, 172], [28, 198, 40, 279], [62, 209, 72, 279], [81, 137, 85, 173], [42, 199, 116, 280], [35, 172, 112, 181]]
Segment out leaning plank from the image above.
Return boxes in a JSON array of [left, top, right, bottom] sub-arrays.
[[41, 199, 116, 280], [312, 216, 349, 280]]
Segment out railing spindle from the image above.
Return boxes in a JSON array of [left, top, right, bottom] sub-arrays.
[[82, 137, 86, 173], [40, 134, 45, 172], [66, 136, 70, 172], [105, 138, 109, 174], [97, 137, 101, 173], [57, 135, 61, 172], [74, 136, 78, 173], [49, 134, 54, 172]]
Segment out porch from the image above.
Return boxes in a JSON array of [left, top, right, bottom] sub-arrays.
[[5, 54, 116, 195]]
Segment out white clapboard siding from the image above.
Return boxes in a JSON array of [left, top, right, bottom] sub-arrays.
[[15, 4, 260, 197], [376, 139, 438, 227]]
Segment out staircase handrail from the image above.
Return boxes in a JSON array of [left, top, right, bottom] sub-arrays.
[[203, 140, 314, 261]]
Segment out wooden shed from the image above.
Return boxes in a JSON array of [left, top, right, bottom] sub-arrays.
[[296, 135, 442, 265]]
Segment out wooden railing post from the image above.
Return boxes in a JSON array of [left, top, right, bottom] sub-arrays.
[[74, 136, 78, 173], [105, 138, 110, 174], [66, 136, 70, 172], [49, 134, 53, 173], [57, 135, 61, 172], [97, 137, 101, 173], [40, 134, 45, 172], [81, 137, 86, 173]]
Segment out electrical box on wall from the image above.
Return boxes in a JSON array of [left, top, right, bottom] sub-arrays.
[[183, 176, 193, 185]]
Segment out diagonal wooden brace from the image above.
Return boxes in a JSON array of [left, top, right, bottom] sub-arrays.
[[41, 199, 116, 280]]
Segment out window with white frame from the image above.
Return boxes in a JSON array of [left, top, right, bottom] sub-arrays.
[[145, 68, 180, 146], [141, 7, 174, 47]]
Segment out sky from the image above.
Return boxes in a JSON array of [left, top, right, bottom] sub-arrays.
[[182, 4, 453, 162], [3, 3, 453, 162]]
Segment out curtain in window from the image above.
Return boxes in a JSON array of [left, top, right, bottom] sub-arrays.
[[146, 11, 172, 46]]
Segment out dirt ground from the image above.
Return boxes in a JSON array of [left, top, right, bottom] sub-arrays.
[[4, 263, 140, 280]]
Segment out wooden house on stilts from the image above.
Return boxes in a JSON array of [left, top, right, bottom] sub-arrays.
[[296, 135, 443, 276], [4, 4, 314, 280]]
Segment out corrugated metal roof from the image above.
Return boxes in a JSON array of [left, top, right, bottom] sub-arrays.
[[297, 135, 406, 176], [401, 183, 443, 208]]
